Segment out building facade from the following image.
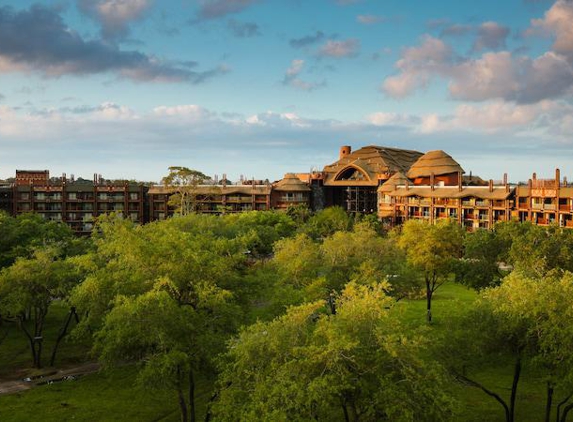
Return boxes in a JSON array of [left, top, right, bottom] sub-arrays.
[[1, 145, 573, 233]]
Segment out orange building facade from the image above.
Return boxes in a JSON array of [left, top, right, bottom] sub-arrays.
[[2, 145, 573, 233]]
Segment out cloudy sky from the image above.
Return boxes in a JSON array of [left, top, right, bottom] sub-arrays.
[[0, 0, 572, 183]]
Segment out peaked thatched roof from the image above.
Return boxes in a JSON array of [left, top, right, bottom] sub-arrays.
[[378, 171, 411, 193], [323, 145, 423, 186], [406, 150, 464, 179], [274, 173, 311, 192]]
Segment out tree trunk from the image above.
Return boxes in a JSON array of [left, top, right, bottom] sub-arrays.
[[455, 373, 510, 422], [556, 391, 573, 422], [341, 397, 350, 422], [50, 307, 79, 367], [426, 278, 433, 323], [189, 369, 196, 422], [19, 317, 39, 368], [546, 382, 554, 422], [560, 402, 573, 422], [348, 400, 359, 422], [509, 357, 522, 422], [176, 366, 188, 422]]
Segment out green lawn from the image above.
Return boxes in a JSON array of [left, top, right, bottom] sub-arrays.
[[0, 365, 215, 422], [397, 282, 552, 422], [0, 282, 562, 421], [0, 301, 91, 376]]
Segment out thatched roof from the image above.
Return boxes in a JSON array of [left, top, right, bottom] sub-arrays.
[[323, 145, 423, 186], [274, 173, 311, 192], [406, 150, 464, 179], [377, 172, 411, 193]]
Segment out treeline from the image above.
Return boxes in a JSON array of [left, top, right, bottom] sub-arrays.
[[1, 209, 573, 421]]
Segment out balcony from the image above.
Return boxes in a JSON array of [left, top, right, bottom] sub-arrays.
[[475, 200, 489, 207]]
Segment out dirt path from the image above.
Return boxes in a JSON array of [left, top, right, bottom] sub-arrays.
[[0, 362, 100, 395]]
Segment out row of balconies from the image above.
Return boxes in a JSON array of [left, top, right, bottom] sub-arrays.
[[389, 198, 511, 208]]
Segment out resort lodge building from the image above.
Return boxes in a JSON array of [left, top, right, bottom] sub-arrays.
[[1, 145, 572, 233]]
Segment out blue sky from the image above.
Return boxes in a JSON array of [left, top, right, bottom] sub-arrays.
[[0, 0, 572, 183]]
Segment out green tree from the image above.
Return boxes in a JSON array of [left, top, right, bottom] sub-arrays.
[[212, 282, 456, 421], [397, 219, 464, 323], [454, 229, 507, 291], [302, 206, 351, 240], [0, 212, 77, 269], [95, 284, 232, 422], [0, 247, 80, 368], [162, 166, 211, 215], [444, 271, 573, 422]]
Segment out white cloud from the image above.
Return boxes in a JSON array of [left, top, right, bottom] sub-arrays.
[[383, 34, 573, 103], [77, 0, 153, 40], [382, 35, 453, 98], [1, 101, 573, 182], [472, 21, 510, 52], [356, 15, 386, 25], [317, 39, 360, 58], [367, 112, 419, 126], [531, 0, 573, 55], [282, 59, 324, 91]]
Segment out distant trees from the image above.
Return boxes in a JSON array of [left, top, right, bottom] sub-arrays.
[[270, 221, 417, 313], [162, 166, 211, 215]]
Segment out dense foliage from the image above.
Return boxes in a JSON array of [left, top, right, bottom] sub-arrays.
[[2, 211, 573, 421]]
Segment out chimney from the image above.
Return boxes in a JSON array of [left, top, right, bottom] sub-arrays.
[[339, 145, 351, 160], [532, 172, 537, 181], [556, 168, 561, 188], [503, 173, 507, 186], [430, 172, 435, 191], [489, 179, 493, 193], [458, 171, 462, 192]]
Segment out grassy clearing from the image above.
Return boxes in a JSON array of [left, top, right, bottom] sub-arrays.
[[0, 282, 558, 421], [0, 301, 91, 377], [0, 365, 214, 422], [398, 282, 550, 422]]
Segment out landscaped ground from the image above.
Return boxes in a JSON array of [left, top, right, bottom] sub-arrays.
[[0, 283, 554, 421]]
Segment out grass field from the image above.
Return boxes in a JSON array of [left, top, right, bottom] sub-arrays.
[[0, 282, 562, 421]]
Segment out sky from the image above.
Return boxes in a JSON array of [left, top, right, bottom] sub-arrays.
[[0, 0, 572, 183]]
